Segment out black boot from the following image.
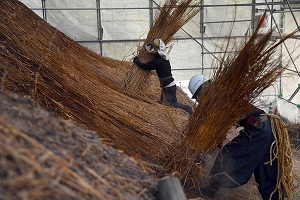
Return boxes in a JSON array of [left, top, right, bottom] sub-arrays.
[[200, 179, 220, 199], [200, 186, 217, 199]]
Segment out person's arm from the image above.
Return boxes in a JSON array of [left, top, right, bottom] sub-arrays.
[[133, 56, 156, 70]]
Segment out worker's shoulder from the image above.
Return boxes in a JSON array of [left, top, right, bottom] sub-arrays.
[[156, 55, 170, 63]]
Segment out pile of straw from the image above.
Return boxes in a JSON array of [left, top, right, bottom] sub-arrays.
[[1, 0, 299, 199], [0, 0, 194, 166], [122, 0, 202, 94], [0, 90, 158, 200], [161, 16, 300, 195]]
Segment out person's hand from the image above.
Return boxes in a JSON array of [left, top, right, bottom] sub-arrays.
[[197, 150, 218, 163], [133, 56, 139, 63]]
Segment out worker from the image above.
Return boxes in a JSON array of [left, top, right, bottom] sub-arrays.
[[188, 74, 279, 200], [133, 38, 193, 115]]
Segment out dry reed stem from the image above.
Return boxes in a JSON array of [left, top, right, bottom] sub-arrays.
[[122, 0, 202, 94], [0, 121, 109, 199], [162, 15, 300, 192], [0, 89, 161, 199], [3, 1, 299, 199]]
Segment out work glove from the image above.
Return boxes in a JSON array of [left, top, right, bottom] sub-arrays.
[[197, 150, 218, 163], [133, 56, 139, 63]]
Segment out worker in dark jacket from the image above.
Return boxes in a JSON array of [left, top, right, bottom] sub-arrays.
[[134, 38, 193, 115], [188, 74, 279, 200]]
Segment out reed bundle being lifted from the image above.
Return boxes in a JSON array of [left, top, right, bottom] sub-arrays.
[[161, 16, 300, 196], [121, 0, 202, 94]]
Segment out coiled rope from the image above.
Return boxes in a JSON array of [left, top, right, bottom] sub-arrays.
[[268, 114, 300, 200]]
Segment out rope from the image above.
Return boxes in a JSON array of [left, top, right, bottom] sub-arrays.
[[268, 114, 300, 200]]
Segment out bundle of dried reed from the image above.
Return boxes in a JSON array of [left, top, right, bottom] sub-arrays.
[[0, 90, 158, 200], [121, 0, 202, 94], [3, 1, 298, 199], [0, 0, 193, 166], [162, 18, 300, 193]]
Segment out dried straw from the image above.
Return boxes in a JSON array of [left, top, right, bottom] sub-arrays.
[[122, 0, 202, 94], [0, 90, 159, 199], [161, 15, 300, 193], [0, 122, 108, 199], [187, 25, 299, 154], [0, 0, 194, 166], [2, 1, 299, 199]]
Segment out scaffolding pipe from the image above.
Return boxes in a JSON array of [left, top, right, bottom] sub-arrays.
[[279, 0, 284, 98], [28, 2, 300, 10], [96, 0, 103, 55], [251, 0, 256, 32], [149, 0, 154, 28], [25, 0, 299, 90], [150, 0, 221, 62], [285, 0, 300, 31], [264, 0, 300, 77], [288, 84, 300, 102], [200, 0, 205, 73], [41, 0, 47, 21]]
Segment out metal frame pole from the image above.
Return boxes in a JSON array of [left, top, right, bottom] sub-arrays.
[[41, 0, 47, 21], [200, 0, 205, 73], [96, 0, 103, 55]]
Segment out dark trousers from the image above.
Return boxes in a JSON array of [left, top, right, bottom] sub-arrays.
[[161, 85, 193, 115], [210, 120, 279, 200]]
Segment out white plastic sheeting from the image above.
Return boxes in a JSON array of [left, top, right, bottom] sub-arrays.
[[19, 0, 300, 122]]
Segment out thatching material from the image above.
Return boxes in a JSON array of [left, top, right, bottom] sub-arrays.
[[269, 115, 300, 199], [187, 27, 300, 154], [122, 0, 202, 94], [0, 90, 158, 200], [2, 0, 299, 199], [161, 17, 300, 194], [0, 0, 194, 166]]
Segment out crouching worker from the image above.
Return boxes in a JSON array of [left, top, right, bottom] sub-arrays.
[[188, 74, 279, 200], [133, 38, 193, 115]]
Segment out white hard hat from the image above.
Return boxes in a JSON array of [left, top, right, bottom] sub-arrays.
[[188, 74, 209, 99]]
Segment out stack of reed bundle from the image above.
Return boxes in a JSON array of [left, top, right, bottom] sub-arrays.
[[161, 16, 300, 196], [3, 1, 298, 199], [121, 0, 202, 94], [0, 0, 194, 166], [0, 90, 158, 200]]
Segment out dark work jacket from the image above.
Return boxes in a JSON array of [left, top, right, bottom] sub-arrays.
[[210, 108, 278, 200], [135, 54, 174, 87]]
